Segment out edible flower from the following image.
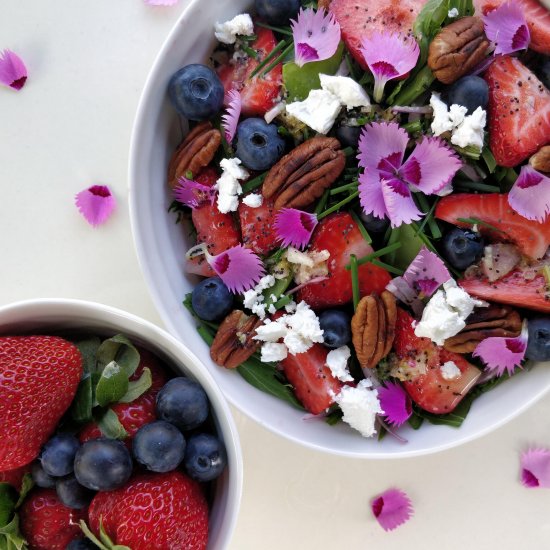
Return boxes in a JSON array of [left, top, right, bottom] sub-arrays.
[[508, 165, 550, 222], [221, 89, 241, 144], [520, 448, 550, 488], [360, 32, 419, 103], [173, 177, 216, 209], [186, 243, 265, 294], [371, 488, 414, 532], [0, 49, 27, 90], [357, 122, 462, 228], [482, 1, 530, 56], [473, 321, 528, 377], [378, 382, 412, 427], [75, 185, 116, 227], [290, 7, 341, 67], [274, 208, 318, 249]]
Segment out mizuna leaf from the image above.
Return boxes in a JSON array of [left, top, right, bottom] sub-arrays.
[[118, 367, 152, 404], [96, 334, 140, 377], [96, 409, 128, 440], [95, 361, 129, 407]]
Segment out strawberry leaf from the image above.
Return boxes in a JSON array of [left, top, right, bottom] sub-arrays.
[[96, 408, 128, 440], [71, 373, 94, 423], [74, 336, 101, 373], [0, 514, 27, 550], [14, 475, 33, 509], [118, 367, 152, 404], [96, 334, 140, 377], [95, 361, 129, 407], [0, 483, 17, 527]]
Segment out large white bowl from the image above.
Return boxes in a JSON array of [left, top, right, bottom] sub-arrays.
[[0, 299, 242, 549], [129, 0, 550, 458]]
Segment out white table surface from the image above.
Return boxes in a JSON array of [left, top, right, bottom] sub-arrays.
[[2, 1, 550, 548]]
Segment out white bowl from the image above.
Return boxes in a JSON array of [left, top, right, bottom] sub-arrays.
[[129, 0, 550, 458], [0, 299, 242, 549]]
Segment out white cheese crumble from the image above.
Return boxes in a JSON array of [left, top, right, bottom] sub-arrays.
[[286, 247, 330, 285], [326, 346, 353, 382], [451, 107, 486, 150], [214, 14, 254, 44], [448, 7, 459, 17], [215, 157, 249, 213], [286, 89, 343, 134], [440, 360, 461, 380], [254, 318, 288, 342], [261, 342, 288, 363], [242, 274, 276, 319], [319, 74, 371, 110], [242, 193, 263, 208]]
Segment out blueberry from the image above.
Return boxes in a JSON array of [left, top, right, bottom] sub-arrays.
[[66, 539, 98, 550], [441, 228, 484, 270], [156, 377, 209, 431], [255, 0, 300, 25], [40, 434, 80, 477], [55, 475, 95, 509], [191, 277, 233, 321], [335, 126, 361, 148], [319, 310, 352, 349], [74, 439, 132, 491], [168, 64, 224, 121], [31, 462, 56, 488], [184, 433, 227, 482], [446, 76, 489, 114], [359, 211, 390, 234], [235, 118, 285, 171], [133, 421, 186, 473], [526, 318, 550, 361]]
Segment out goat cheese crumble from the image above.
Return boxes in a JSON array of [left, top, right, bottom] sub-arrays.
[[440, 360, 461, 380], [242, 193, 263, 208], [214, 14, 254, 44], [215, 157, 249, 213], [286, 89, 342, 134], [326, 346, 353, 382], [242, 275, 276, 319], [319, 74, 371, 110], [448, 7, 459, 17]]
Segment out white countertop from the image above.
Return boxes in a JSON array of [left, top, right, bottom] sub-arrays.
[[2, 1, 550, 548]]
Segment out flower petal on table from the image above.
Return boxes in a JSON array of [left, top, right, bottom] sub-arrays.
[[520, 448, 550, 488], [371, 488, 413, 531], [75, 185, 116, 227], [0, 49, 27, 90]]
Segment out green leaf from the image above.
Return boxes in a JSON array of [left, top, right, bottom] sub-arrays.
[[71, 374, 94, 423], [413, 392, 476, 428], [407, 412, 424, 430], [95, 361, 129, 407], [0, 514, 27, 550], [96, 408, 128, 440], [96, 334, 140, 377], [414, 0, 449, 64], [14, 475, 33, 509], [74, 336, 101, 373], [383, 224, 424, 271], [481, 147, 497, 173], [0, 483, 17, 527], [118, 367, 152, 404], [263, 273, 293, 309]]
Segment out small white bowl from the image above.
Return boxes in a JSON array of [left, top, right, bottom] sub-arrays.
[[0, 298, 242, 549], [129, 0, 550, 458]]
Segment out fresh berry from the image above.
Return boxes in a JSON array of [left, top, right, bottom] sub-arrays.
[[445, 75, 489, 114], [0, 464, 31, 491], [441, 227, 484, 270], [88, 471, 208, 550], [156, 377, 209, 431], [19, 488, 86, 550], [191, 277, 233, 321], [168, 64, 224, 121], [0, 336, 82, 471], [297, 212, 392, 309], [255, 0, 300, 25], [238, 198, 278, 255], [133, 420, 186, 473], [435, 193, 550, 260], [55, 475, 95, 510], [335, 125, 361, 148], [319, 310, 352, 348], [526, 318, 550, 361], [359, 211, 390, 234], [235, 118, 285, 171], [32, 462, 56, 488], [484, 56, 550, 167], [40, 433, 80, 477], [184, 433, 227, 482], [74, 439, 133, 491], [281, 343, 344, 414], [66, 539, 97, 550]]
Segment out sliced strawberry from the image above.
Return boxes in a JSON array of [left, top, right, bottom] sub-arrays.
[[329, 0, 427, 69], [484, 56, 550, 167], [297, 212, 392, 309], [281, 343, 344, 415], [238, 198, 278, 255], [217, 27, 282, 116], [435, 193, 550, 260]]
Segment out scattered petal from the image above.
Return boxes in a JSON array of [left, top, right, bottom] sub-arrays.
[[143, 0, 179, 5], [378, 382, 412, 427], [222, 89, 242, 144], [520, 448, 550, 488], [357, 121, 408, 171], [173, 177, 216, 209], [0, 49, 27, 90], [385, 277, 425, 316], [402, 246, 451, 298], [75, 185, 116, 227], [291, 8, 341, 67], [381, 177, 422, 228], [274, 208, 318, 249], [483, 1, 530, 56], [508, 165, 550, 222], [371, 488, 413, 532]]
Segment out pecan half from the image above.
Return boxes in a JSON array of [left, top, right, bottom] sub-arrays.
[[167, 121, 221, 189], [530, 146, 550, 174], [351, 291, 397, 369], [262, 136, 346, 210], [317, 0, 332, 8], [428, 17, 490, 84], [443, 304, 522, 353], [210, 310, 263, 369]]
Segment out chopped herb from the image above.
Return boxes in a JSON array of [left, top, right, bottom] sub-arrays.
[[454, 181, 501, 193], [350, 254, 360, 311], [329, 182, 358, 195], [314, 189, 330, 215], [349, 209, 372, 244], [260, 43, 294, 77], [346, 241, 402, 270], [371, 259, 404, 275], [414, 193, 441, 239], [255, 21, 293, 36], [456, 217, 503, 233], [317, 190, 360, 220], [249, 39, 289, 78], [240, 43, 259, 60], [241, 171, 267, 194]]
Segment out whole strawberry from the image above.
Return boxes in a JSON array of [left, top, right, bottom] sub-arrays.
[[88, 471, 209, 550], [0, 336, 82, 471]]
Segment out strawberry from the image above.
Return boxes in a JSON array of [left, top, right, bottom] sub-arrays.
[[281, 343, 344, 415], [0, 464, 31, 491], [217, 27, 282, 116], [484, 56, 550, 167], [19, 489, 86, 550], [238, 197, 278, 255], [0, 336, 82, 471], [297, 212, 392, 309], [329, 0, 427, 69], [88, 471, 209, 550], [435, 193, 550, 260]]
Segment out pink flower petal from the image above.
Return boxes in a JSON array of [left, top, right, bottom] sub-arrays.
[[174, 177, 216, 209], [371, 488, 413, 532], [520, 448, 550, 488], [385, 277, 425, 316], [274, 208, 318, 249], [360, 33, 419, 102], [403, 246, 451, 298], [358, 169, 390, 221], [357, 122, 408, 171], [508, 165, 550, 222], [381, 177, 422, 228], [291, 8, 341, 67], [143, 0, 179, 5], [483, 1, 530, 56], [222, 89, 242, 144], [75, 185, 116, 227], [378, 382, 412, 427], [207, 245, 265, 294], [0, 49, 27, 90]]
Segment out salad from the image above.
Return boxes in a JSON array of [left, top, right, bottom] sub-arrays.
[[166, 0, 550, 441]]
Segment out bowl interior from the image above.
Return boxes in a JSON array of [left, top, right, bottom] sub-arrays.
[[129, 0, 550, 458]]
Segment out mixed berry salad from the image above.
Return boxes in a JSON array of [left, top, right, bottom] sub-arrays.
[[0, 334, 226, 549], [167, 0, 550, 441]]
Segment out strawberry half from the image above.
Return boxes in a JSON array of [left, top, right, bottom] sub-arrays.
[[238, 197, 278, 255]]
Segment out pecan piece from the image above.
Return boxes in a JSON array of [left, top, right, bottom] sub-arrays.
[[428, 17, 489, 84], [210, 310, 263, 369], [167, 121, 221, 189], [262, 136, 346, 210], [530, 146, 550, 174]]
